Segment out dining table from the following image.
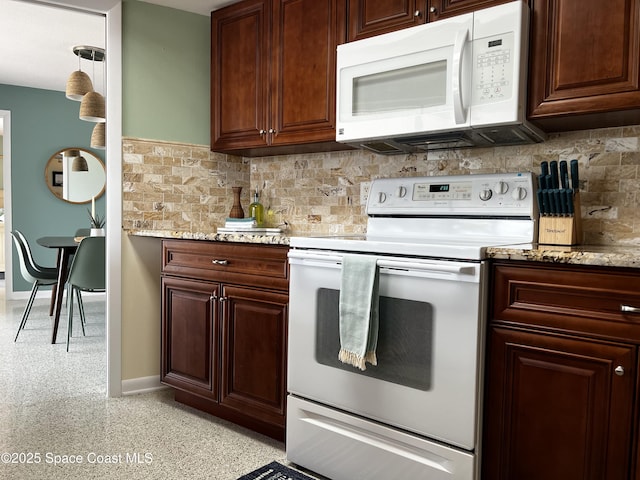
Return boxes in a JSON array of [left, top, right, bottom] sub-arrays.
[[36, 236, 80, 344]]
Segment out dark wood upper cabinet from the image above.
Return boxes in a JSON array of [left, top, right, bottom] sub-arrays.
[[528, 0, 640, 131], [211, 0, 348, 157], [347, 0, 515, 41], [348, 0, 425, 41], [211, 0, 269, 154], [426, 0, 514, 22]]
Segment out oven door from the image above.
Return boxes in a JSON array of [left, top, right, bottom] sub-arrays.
[[287, 249, 487, 451]]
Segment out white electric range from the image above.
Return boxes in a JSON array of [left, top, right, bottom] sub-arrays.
[[286, 172, 538, 480]]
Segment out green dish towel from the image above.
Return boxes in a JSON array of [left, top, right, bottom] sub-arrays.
[[338, 255, 379, 371]]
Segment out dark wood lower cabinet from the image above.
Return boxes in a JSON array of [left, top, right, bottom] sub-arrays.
[[219, 285, 288, 429], [160, 240, 289, 441], [483, 327, 635, 480], [161, 277, 218, 400], [484, 261, 640, 480]]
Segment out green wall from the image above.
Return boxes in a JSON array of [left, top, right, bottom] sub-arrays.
[[0, 0, 209, 292], [0, 85, 106, 290], [123, 0, 210, 144]]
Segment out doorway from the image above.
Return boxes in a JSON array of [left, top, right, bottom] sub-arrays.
[[2, 0, 123, 397], [0, 112, 12, 298]]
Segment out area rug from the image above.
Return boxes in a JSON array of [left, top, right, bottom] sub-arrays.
[[238, 461, 317, 480]]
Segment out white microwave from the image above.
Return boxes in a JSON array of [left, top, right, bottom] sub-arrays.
[[336, 1, 545, 154]]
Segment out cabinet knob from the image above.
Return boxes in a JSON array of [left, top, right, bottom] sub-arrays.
[[615, 365, 625, 376], [210, 294, 218, 301], [259, 129, 267, 135], [621, 304, 640, 313], [219, 296, 227, 302], [212, 259, 228, 265], [268, 128, 277, 134], [414, 10, 421, 17], [429, 6, 437, 13]]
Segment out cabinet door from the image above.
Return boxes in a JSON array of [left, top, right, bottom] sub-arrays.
[[427, 0, 514, 22], [270, 0, 345, 146], [348, 0, 425, 41], [161, 277, 218, 400], [483, 327, 635, 480], [347, 0, 515, 40], [211, 0, 270, 151], [219, 285, 288, 428], [528, 0, 640, 131]]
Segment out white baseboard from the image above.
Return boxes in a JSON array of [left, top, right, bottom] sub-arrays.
[[121, 375, 168, 396]]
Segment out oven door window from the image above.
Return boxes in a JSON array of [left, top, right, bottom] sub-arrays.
[[315, 288, 433, 390]]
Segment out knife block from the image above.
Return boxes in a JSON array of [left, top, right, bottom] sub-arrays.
[[538, 193, 583, 245]]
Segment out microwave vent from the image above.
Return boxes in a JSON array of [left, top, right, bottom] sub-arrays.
[[359, 141, 411, 155], [350, 122, 546, 155], [474, 124, 546, 146]]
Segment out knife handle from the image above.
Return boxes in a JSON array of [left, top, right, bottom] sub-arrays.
[[570, 159, 579, 190], [541, 161, 549, 177], [546, 189, 557, 216], [559, 161, 568, 188], [556, 190, 565, 215], [537, 189, 545, 215], [542, 190, 551, 216], [566, 189, 574, 215], [550, 161, 559, 189], [538, 174, 547, 190]]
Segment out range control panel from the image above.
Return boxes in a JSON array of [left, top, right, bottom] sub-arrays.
[[366, 172, 536, 218]]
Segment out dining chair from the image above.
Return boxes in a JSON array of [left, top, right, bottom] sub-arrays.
[[72, 228, 91, 324], [66, 236, 105, 351], [13, 230, 58, 276], [11, 230, 59, 342]]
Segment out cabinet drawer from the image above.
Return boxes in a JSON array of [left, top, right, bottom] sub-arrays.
[[492, 262, 640, 343], [162, 239, 289, 291]]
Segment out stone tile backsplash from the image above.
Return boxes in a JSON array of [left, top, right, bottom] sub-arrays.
[[123, 124, 640, 245], [122, 138, 250, 233]]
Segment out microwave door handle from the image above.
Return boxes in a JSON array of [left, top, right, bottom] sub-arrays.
[[452, 28, 469, 125]]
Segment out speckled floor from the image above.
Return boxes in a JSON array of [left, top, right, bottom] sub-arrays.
[[0, 288, 292, 479]]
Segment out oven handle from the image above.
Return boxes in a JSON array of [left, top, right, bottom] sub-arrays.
[[288, 251, 477, 275]]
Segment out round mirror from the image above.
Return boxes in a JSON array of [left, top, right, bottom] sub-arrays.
[[45, 148, 105, 204]]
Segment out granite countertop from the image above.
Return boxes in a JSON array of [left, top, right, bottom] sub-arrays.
[[487, 244, 640, 269], [126, 229, 290, 246], [127, 229, 640, 269]]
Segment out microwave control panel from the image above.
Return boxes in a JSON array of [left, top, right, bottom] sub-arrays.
[[472, 32, 515, 104]]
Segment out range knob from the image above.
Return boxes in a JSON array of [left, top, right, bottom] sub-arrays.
[[378, 192, 387, 203], [479, 188, 492, 201], [396, 186, 407, 198], [512, 186, 527, 201], [494, 180, 508, 195]]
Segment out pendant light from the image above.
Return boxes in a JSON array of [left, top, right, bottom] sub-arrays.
[[65, 72, 93, 101], [91, 122, 106, 149], [78, 46, 106, 123], [72, 156, 89, 172], [66, 46, 98, 100], [65, 149, 89, 172], [79, 91, 105, 122]]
